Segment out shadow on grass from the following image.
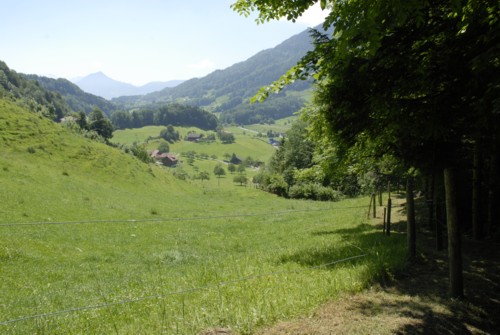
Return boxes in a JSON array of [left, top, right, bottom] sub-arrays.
[[277, 223, 406, 271], [345, 226, 500, 334], [274, 205, 500, 334]]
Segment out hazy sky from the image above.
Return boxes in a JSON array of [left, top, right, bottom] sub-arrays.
[[1, 0, 328, 85]]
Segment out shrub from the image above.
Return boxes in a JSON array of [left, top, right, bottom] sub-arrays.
[[267, 174, 288, 197], [289, 183, 344, 201]]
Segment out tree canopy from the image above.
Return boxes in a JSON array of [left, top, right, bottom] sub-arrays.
[[233, 0, 500, 298], [88, 108, 113, 140]]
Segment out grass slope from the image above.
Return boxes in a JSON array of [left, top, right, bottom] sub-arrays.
[[0, 99, 407, 334]]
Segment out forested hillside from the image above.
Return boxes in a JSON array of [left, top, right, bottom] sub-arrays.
[[26, 74, 118, 116], [113, 27, 318, 124], [0, 61, 70, 120]]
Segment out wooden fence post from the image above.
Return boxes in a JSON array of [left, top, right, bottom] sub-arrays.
[[383, 207, 387, 234], [367, 195, 373, 219], [386, 198, 392, 236]]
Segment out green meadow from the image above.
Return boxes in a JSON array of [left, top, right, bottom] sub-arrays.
[[0, 99, 407, 334]]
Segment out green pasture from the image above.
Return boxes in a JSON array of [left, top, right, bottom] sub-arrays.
[[112, 125, 275, 163], [0, 100, 407, 334], [239, 116, 297, 135]]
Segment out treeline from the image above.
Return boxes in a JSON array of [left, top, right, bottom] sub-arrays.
[[0, 61, 70, 120], [255, 118, 398, 201], [219, 95, 304, 125], [110, 103, 218, 130]]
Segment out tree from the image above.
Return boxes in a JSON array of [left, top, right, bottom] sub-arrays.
[[110, 110, 132, 129], [76, 111, 88, 130], [213, 164, 226, 181], [218, 130, 235, 144], [159, 125, 180, 143], [237, 163, 246, 175], [233, 175, 248, 186], [197, 171, 210, 182], [228, 163, 236, 174], [158, 141, 169, 154], [233, 0, 500, 299], [88, 108, 113, 140]]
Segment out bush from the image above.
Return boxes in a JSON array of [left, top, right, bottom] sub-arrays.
[[266, 174, 288, 197], [289, 183, 344, 201], [129, 143, 152, 164]]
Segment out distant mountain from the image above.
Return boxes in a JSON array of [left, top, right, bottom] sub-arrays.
[[73, 72, 183, 99], [25, 74, 118, 116], [113, 26, 320, 124]]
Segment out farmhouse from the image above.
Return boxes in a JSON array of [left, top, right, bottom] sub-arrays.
[[230, 153, 243, 165], [149, 150, 178, 166], [186, 133, 202, 142]]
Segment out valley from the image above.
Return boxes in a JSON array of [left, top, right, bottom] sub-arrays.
[[0, 99, 406, 334]]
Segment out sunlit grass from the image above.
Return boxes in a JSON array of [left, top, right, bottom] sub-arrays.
[[0, 99, 407, 334]]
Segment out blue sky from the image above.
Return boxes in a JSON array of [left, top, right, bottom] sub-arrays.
[[1, 0, 327, 85]]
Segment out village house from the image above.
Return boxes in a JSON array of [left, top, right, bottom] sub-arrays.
[[229, 153, 243, 165], [149, 150, 178, 167], [186, 133, 202, 142]]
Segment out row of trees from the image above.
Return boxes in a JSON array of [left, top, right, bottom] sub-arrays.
[[233, 0, 499, 298], [110, 103, 218, 130], [67, 109, 114, 141]]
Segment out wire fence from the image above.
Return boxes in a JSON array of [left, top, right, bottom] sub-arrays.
[[0, 205, 368, 228], [0, 254, 366, 326], [0, 202, 381, 328]]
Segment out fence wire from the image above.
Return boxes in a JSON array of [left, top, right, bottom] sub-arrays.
[[0, 254, 366, 326], [0, 205, 368, 228]]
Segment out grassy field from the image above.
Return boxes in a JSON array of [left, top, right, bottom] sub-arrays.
[[239, 117, 297, 135], [112, 124, 277, 185], [112, 125, 275, 162], [0, 100, 407, 334]]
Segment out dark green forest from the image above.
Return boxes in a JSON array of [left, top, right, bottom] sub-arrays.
[[110, 104, 218, 130]]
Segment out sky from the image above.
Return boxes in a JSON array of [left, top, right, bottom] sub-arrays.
[[1, 0, 328, 86]]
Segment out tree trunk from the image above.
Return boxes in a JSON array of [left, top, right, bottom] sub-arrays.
[[406, 178, 416, 260], [487, 146, 499, 237], [428, 172, 435, 230], [444, 168, 464, 299], [435, 197, 444, 251], [472, 141, 483, 240]]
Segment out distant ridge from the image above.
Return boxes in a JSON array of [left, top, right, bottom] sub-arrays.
[[73, 72, 183, 99], [112, 26, 322, 124], [25, 74, 119, 116]]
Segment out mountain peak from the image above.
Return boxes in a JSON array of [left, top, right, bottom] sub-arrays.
[[72, 73, 183, 100]]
